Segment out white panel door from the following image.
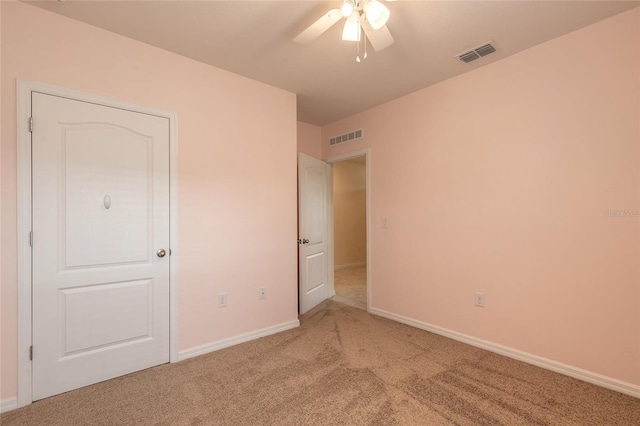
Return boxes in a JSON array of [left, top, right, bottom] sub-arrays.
[[298, 153, 330, 314], [32, 92, 170, 400]]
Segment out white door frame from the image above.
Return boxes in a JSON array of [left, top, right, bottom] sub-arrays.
[[16, 79, 179, 408], [326, 149, 371, 311]]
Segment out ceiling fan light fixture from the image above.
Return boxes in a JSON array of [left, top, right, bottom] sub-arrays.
[[341, 0, 353, 17], [364, 0, 390, 30], [342, 13, 361, 42]]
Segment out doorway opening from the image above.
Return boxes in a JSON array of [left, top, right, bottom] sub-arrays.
[[328, 151, 369, 311], [297, 149, 370, 314]]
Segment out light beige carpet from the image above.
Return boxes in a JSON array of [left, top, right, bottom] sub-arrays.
[[332, 265, 367, 310], [3, 300, 639, 425]]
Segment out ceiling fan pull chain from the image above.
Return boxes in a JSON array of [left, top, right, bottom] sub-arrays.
[[364, 32, 368, 60], [356, 31, 361, 62]]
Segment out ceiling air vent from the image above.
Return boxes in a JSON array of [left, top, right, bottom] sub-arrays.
[[329, 128, 364, 146], [458, 51, 480, 63], [455, 41, 498, 64], [475, 43, 496, 57]]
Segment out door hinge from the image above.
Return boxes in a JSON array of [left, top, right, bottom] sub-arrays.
[[29, 345, 33, 361], [29, 231, 33, 247], [29, 116, 33, 133]]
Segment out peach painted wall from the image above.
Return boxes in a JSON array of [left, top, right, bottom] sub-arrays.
[[322, 8, 640, 386], [1, 2, 297, 401], [296, 121, 322, 159], [333, 161, 366, 267], [0, 0, 4, 403]]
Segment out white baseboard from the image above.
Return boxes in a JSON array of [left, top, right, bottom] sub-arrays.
[[334, 262, 366, 270], [369, 307, 640, 399], [178, 319, 300, 361], [0, 397, 18, 413]]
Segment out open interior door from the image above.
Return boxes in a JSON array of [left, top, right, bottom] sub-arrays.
[[298, 153, 330, 314]]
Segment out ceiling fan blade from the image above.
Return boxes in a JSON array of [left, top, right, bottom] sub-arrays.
[[361, 17, 394, 52], [294, 9, 342, 44]]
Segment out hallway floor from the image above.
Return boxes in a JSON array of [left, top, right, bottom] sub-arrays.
[[332, 265, 367, 311]]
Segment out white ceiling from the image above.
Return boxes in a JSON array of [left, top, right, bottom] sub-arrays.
[[28, 0, 639, 125]]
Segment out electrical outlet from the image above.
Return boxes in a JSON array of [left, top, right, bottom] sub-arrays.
[[259, 287, 267, 300], [217, 293, 227, 308], [382, 217, 389, 228], [475, 292, 485, 308]]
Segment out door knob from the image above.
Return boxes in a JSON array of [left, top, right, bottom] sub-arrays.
[[156, 249, 167, 258], [302, 239, 310, 244]]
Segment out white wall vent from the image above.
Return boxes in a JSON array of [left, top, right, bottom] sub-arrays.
[[455, 41, 498, 64], [329, 128, 364, 146]]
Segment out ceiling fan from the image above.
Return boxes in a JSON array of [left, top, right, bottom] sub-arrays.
[[294, 0, 395, 59]]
